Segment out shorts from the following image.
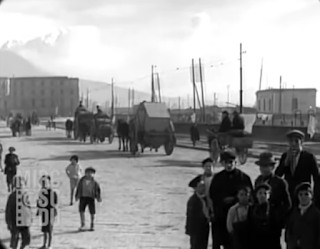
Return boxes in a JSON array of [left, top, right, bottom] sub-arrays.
[[69, 178, 80, 190], [79, 197, 95, 214], [40, 209, 56, 233], [41, 223, 54, 233]]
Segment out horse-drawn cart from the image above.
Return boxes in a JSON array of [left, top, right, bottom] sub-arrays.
[[207, 129, 253, 164], [129, 102, 176, 155], [74, 107, 95, 143], [94, 114, 115, 143]]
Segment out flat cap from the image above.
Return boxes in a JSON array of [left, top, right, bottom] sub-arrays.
[[295, 182, 312, 195], [255, 151, 276, 167], [188, 175, 203, 189], [85, 166, 96, 173], [286, 129, 305, 140], [202, 157, 213, 165], [220, 149, 236, 162], [255, 183, 271, 193], [9, 147, 15, 151]]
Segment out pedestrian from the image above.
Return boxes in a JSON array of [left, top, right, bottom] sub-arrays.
[[186, 175, 210, 249], [4, 147, 20, 192], [36, 175, 58, 249], [0, 139, 3, 171], [285, 182, 320, 249], [226, 186, 251, 249], [247, 183, 281, 249], [5, 175, 32, 249], [209, 149, 253, 249], [66, 155, 83, 205], [275, 130, 320, 208], [255, 151, 291, 236], [75, 167, 102, 231]]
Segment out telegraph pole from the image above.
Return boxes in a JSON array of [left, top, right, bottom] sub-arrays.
[[191, 59, 196, 112], [227, 85, 230, 107], [199, 58, 206, 122], [239, 43, 246, 113], [151, 65, 155, 102], [279, 76, 282, 114], [156, 72, 162, 103], [111, 78, 114, 117]]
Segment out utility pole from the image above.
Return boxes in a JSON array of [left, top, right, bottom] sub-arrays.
[[86, 88, 89, 108], [132, 88, 135, 108], [191, 59, 196, 112], [227, 85, 230, 107], [156, 72, 161, 103], [178, 96, 181, 112], [239, 43, 244, 113], [199, 58, 206, 122], [128, 88, 131, 114], [151, 65, 155, 102], [111, 78, 114, 117], [259, 58, 263, 90], [279, 76, 282, 114]]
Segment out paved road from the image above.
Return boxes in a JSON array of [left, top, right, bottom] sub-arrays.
[[0, 127, 276, 248]]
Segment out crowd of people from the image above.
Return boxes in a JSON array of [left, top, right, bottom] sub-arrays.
[[186, 129, 320, 249]]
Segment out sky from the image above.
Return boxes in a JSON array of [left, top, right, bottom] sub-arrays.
[[0, 0, 320, 106]]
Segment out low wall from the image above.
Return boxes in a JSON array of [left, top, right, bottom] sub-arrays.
[[173, 122, 310, 142]]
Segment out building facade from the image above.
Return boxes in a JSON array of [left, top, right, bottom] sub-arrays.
[[0, 76, 79, 117], [256, 88, 317, 114]]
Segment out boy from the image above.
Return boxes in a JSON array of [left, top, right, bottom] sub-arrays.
[[186, 175, 210, 249], [4, 147, 20, 192], [5, 175, 32, 249], [75, 167, 101, 231], [226, 186, 251, 249], [248, 183, 281, 249], [37, 175, 58, 249], [285, 182, 320, 249], [66, 155, 83, 205]]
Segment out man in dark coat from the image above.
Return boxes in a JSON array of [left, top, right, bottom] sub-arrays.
[[254, 151, 291, 242], [231, 111, 244, 131], [219, 111, 231, 133], [209, 149, 253, 249], [4, 147, 20, 192], [275, 130, 320, 208], [190, 123, 200, 147]]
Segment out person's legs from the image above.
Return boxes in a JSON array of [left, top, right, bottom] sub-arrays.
[[88, 198, 96, 231], [79, 197, 87, 230]]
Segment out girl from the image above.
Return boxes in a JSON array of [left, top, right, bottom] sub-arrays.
[[66, 155, 82, 205]]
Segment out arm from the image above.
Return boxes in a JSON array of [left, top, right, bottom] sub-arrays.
[[15, 155, 20, 166], [275, 153, 287, 177], [5, 195, 13, 227], [185, 197, 195, 235], [95, 181, 102, 201], [309, 154, 320, 208], [226, 206, 236, 233], [280, 179, 292, 215], [65, 165, 71, 177], [75, 178, 83, 199]]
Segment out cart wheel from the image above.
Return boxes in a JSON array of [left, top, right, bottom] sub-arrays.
[[108, 134, 114, 144], [237, 148, 248, 165], [210, 138, 220, 164], [164, 140, 174, 155]]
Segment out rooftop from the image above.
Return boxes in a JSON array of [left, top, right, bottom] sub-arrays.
[[256, 88, 317, 94]]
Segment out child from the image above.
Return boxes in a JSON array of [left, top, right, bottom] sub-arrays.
[[5, 175, 32, 249], [4, 147, 20, 192], [285, 182, 320, 249], [66, 155, 82, 205], [37, 175, 58, 249], [247, 183, 281, 249], [226, 186, 251, 249], [186, 175, 210, 249], [75, 167, 101, 231]]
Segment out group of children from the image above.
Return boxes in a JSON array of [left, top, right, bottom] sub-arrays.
[[4, 155, 102, 249], [186, 152, 320, 249]]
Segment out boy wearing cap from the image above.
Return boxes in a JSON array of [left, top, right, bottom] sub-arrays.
[[275, 129, 320, 208], [4, 147, 20, 192], [5, 175, 32, 249], [75, 167, 101, 231], [247, 183, 281, 249], [37, 175, 58, 249], [209, 149, 252, 249], [285, 182, 320, 249], [186, 175, 210, 249], [255, 151, 291, 232], [66, 155, 83, 205]]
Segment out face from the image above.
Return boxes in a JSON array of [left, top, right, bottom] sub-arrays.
[[203, 162, 213, 175], [259, 165, 274, 176], [298, 190, 312, 206], [71, 159, 77, 165], [237, 189, 250, 204], [222, 113, 226, 119], [288, 137, 302, 152], [86, 171, 94, 177], [196, 182, 206, 195], [222, 159, 236, 171], [41, 178, 50, 188], [256, 188, 270, 203]]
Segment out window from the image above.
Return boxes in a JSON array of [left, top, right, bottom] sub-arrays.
[[51, 100, 55, 107], [41, 89, 44, 95], [263, 99, 266, 111], [70, 89, 74, 95], [268, 99, 272, 111], [258, 99, 261, 111], [42, 99, 45, 107], [41, 81, 44, 86], [292, 98, 298, 111], [51, 89, 54, 95], [60, 81, 63, 86], [60, 89, 64, 94], [32, 99, 35, 108], [4, 101, 7, 108]]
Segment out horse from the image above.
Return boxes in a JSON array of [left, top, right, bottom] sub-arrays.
[[65, 119, 73, 138], [117, 119, 130, 151]]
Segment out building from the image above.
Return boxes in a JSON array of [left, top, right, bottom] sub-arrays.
[[0, 76, 79, 117], [256, 88, 317, 114]]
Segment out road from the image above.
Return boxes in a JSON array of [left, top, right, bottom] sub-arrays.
[[0, 126, 264, 248]]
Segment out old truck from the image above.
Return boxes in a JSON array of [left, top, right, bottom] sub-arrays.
[[129, 101, 176, 155]]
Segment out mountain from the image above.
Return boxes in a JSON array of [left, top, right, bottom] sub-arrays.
[[0, 50, 49, 77]]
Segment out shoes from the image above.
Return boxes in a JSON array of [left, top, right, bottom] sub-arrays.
[[89, 223, 94, 231], [78, 225, 86, 231]]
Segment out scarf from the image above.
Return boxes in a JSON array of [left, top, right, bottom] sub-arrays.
[[299, 202, 312, 215]]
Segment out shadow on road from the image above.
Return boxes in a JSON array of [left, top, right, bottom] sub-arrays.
[[40, 150, 161, 161], [150, 159, 200, 168]]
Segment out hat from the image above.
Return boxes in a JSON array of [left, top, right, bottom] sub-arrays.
[[85, 167, 96, 173], [39, 175, 51, 182], [222, 111, 229, 115], [255, 151, 276, 167], [295, 182, 312, 195], [70, 155, 79, 162], [255, 183, 271, 193], [188, 175, 203, 189], [220, 149, 236, 162], [9, 147, 15, 151], [202, 157, 213, 165], [286, 130, 305, 140]]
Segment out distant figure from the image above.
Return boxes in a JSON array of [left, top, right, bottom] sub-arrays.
[[190, 123, 200, 147], [231, 111, 244, 131], [96, 105, 102, 114], [219, 111, 232, 133], [4, 147, 20, 192]]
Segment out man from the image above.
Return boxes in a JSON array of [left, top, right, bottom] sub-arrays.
[[209, 149, 252, 249], [255, 151, 291, 240], [190, 123, 200, 147], [231, 111, 244, 130], [4, 147, 20, 192], [275, 129, 320, 208], [219, 111, 231, 133], [96, 105, 103, 114]]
